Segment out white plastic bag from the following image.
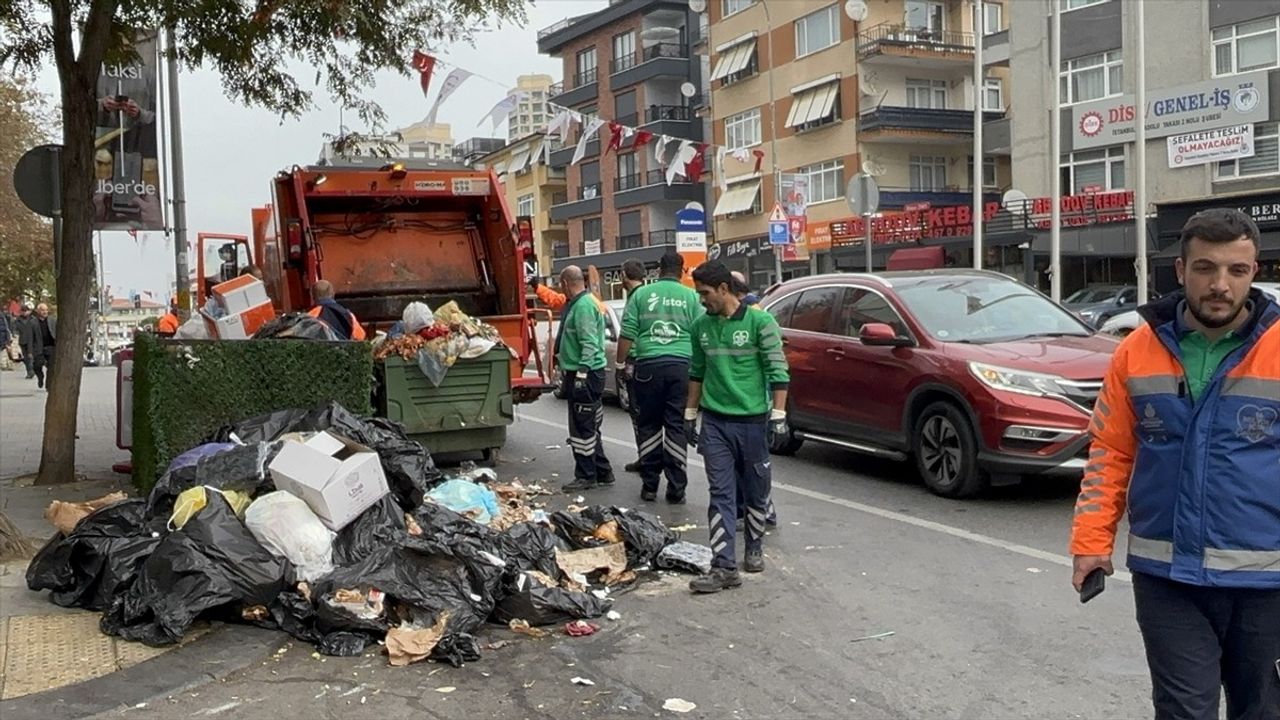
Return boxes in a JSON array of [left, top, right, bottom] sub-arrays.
[[402, 302, 435, 334], [173, 316, 210, 339], [244, 491, 336, 582]]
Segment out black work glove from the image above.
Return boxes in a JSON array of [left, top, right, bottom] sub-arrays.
[[527, 276, 540, 292], [684, 409, 699, 451]]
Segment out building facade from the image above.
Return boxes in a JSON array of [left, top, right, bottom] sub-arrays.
[[508, 74, 556, 141], [473, 133, 569, 279], [537, 0, 711, 299]]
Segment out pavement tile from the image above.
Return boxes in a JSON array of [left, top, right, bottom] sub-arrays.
[[1, 614, 117, 699]]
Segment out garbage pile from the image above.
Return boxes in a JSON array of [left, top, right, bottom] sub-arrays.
[[374, 301, 507, 386], [26, 402, 704, 668]]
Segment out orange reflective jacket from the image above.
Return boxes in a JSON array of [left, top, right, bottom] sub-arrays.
[[307, 305, 367, 341]]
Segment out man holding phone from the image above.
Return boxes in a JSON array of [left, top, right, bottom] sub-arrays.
[[1070, 208, 1280, 720]]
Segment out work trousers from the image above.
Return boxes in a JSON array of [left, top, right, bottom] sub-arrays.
[[699, 412, 771, 570], [631, 359, 689, 500], [1133, 571, 1280, 720], [567, 369, 612, 483]]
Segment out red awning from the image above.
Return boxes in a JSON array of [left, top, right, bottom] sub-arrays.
[[886, 246, 945, 271]]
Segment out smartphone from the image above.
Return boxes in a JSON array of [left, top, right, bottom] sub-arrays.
[[1079, 567, 1106, 603], [115, 94, 129, 103]]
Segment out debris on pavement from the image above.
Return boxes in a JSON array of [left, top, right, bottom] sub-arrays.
[[43, 491, 128, 534], [606, 610, 621, 621], [656, 542, 714, 575], [384, 613, 450, 667], [509, 619, 550, 638], [663, 698, 697, 713], [571, 677, 596, 686], [850, 631, 896, 642], [564, 620, 600, 637], [668, 523, 698, 533], [556, 543, 628, 579], [435, 686, 457, 694]]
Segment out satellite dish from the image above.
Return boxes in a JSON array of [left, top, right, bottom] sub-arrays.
[[1002, 189, 1030, 215], [680, 82, 697, 98], [641, 27, 681, 43], [860, 76, 880, 96], [862, 157, 886, 176], [689, 0, 707, 12], [845, 0, 869, 22]]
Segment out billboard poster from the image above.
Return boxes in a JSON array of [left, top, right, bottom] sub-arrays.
[[1166, 124, 1254, 168], [94, 32, 164, 231]]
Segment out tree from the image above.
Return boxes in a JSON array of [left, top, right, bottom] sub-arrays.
[[0, 76, 56, 304], [1, 0, 527, 485]]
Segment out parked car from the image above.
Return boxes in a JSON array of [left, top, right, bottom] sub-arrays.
[[1064, 285, 1156, 328], [1100, 282, 1280, 336], [760, 270, 1119, 498], [550, 298, 630, 411]]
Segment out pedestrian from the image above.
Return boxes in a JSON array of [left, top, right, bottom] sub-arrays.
[[307, 280, 366, 341], [685, 261, 790, 593], [0, 310, 13, 372], [14, 306, 35, 378], [1070, 208, 1280, 720], [616, 252, 702, 504], [556, 265, 614, 493], [730, 271, 760, 306], [29, 303, 57, 390], [729, 270, 778, 528], [617, 259, 647, 475]]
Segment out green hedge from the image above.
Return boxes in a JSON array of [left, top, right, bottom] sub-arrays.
[[131, 334, 373, 491]]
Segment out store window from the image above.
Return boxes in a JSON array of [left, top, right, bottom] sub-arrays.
[[1059, 50, 1122, 105]]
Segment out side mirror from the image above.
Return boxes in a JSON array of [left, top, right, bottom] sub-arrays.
[[859, 322, 911, 347]]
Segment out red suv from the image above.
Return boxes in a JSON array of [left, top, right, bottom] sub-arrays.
[[760, 270, 1119, 498]]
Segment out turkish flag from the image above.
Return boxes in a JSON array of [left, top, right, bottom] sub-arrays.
[[411, 50, 436, 98], [684, 143, 709, 181], [606, 121, 625, 153], [632, 130, 654, 148], [752, 149, 765, 174]]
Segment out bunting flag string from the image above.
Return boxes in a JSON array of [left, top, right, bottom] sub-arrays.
[[411, 50, 436, 98]]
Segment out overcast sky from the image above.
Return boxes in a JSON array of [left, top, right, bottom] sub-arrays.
[[36, 0, 604, 299]]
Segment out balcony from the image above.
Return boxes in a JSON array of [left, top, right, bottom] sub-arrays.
[[548, 137, 600, 167], [857, 22, 975, 69], [875, 187, 1003, 210], [550, 68, 599, 108], [641, 104, 696, 138], [613, 169, 706, 208], [610, 42, 690, 89], [648, 230, 678, 247], [549, 183, 603, 222], [983, 29, 1010, 67], [619, 233, 644, 250], [858, 106, 1006, 144]]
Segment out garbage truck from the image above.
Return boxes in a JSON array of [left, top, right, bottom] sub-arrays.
[[199, 157, 555, 460]]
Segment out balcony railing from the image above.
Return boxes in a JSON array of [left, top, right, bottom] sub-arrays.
[[611, 53, 640, 74], [615, 173, 643, 192], [551, 191, 568, 205], [619, 233, 644, 250], [548, 81, 564, 95], [643, 42, 687, 62], [859, 106, 1005, 134], [572, 67, 599, 87], [644, 105, 691, 123], [857, 22, 975, 59], [648, 230, 678, 246]]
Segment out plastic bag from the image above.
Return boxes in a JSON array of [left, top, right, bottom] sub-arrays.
[[173, 316, 210, 340], [101, 493, 289, 646], [459, 336, 496, 359], [26, 500, 164, 611], [169, 486, 253, 530], [165, 442, 238, 474], [252, 313, 339, 341], [402, 302, 435, 334], [147, 442, 277, 519], [415, 347, 449, 387], [331, 495, 408, 567], [492, 571, 610, 626], [426, 479, 500, 525], [245, 492, 336, 582], [656, 541, 713, 575], [579, 506, 676, 568], [495, 522, 565, 578]]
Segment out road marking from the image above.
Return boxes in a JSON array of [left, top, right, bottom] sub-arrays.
[[515, 411, 1131, 583]]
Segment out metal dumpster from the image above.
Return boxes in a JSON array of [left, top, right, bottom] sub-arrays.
[[375, 347, 514, 461]]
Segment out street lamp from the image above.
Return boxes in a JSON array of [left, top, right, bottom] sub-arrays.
[[760, 0, 783, 284]]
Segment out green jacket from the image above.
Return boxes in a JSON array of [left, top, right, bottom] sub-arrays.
[[690, 302, 790, 418], [620, 278, 703, 362], [558, 291, 607, 372]]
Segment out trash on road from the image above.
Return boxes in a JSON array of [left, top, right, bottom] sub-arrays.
[[43, 492, 128, 535], [435, 686, 456, 694], [384, 613, 450, 667], [244, 492, 336, 582], [663, 698, 697, 713], [571, 677, 595, 686], [564, 620, 600, 637], [850, 631, 896, 642], [426, 479, 500, 525], [606, 610, 621, 621], [656, 542, 713, 575], [508, 618, 550, 638], [556, 543, 627, 580]]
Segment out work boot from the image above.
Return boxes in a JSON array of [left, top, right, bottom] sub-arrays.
[[641, 489, 657, 502], [624, 461, 640, 473], [561, 477, 598, 494], [665, 493, 686, 505], [689, 567, 743, 594], [742, 550, 765, 574], [597, 471, 616, 486]]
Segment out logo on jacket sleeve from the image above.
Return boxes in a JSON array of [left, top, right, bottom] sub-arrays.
[[1139, 403, 1167, 443], [1236, 404, 1277, 443], [732, 330, 750, 347]]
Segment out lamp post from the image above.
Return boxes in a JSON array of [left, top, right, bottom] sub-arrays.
[[972, 0, 984, 269], [1049, 1, 1062, 302], [760, 0, 784, 284]]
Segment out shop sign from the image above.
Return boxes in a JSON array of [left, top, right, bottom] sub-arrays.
[[1167, 124, 1254, 168]]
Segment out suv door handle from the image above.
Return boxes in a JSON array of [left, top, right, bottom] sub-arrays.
[[825, 347, 845, 358]]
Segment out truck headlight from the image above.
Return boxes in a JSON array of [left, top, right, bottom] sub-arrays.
[[969, 362, 1072, 398]]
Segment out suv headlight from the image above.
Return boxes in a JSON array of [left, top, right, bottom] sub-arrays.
[[969, 362, 1072, 398]]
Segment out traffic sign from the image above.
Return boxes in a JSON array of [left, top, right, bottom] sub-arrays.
[[846, 173, 880, 218], [768, 202, 787, 223], [13, 144, 63, 218], [768, 220, 789, 245]]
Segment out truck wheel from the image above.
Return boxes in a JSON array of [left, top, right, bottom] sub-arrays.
[[912, 401, 987, 498], [482, 447, 500, 466]]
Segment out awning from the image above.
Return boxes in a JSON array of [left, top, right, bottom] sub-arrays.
[[785, 82, 839, 128], [710, 39, 757, 81], [713, 180, 762, 217], [506, 144, 533, 174], [487, 158, 509, 176]]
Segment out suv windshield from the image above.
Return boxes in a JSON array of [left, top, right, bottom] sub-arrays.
[[896, 276, 1092, 343]]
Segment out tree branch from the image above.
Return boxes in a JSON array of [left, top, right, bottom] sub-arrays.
[[78, 0, 121, 73]]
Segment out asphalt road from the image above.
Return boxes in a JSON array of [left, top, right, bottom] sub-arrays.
[[96, 397, 1153, 720]]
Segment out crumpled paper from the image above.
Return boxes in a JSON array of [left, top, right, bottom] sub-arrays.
[[385, 612, 450, 667]]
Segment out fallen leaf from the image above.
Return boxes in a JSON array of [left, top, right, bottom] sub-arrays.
[[663, 698, 697, 713]]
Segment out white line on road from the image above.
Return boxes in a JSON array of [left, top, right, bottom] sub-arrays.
[[515, 411, 1132, 583]]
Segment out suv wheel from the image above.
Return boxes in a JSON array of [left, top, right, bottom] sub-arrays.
[[912, 401, 987, 498]]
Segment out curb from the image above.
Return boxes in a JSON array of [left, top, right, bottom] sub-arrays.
[[0, 623, 285, 720]]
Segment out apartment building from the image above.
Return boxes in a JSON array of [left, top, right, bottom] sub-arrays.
[[317, 122, 457, 163], [537, 0, 710, 298], [508, 75, 556, 141], [707, 0, 1012, 286], [396, 121, 456, 160], [1005, 0, 1279, 292], [454, 136, 507, 165], [472, 132, 569, 278]]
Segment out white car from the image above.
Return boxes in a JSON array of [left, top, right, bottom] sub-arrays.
[[1100, 282, 1280, 337]]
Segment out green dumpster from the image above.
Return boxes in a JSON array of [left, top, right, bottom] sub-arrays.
[[375, 347, 514, 461]]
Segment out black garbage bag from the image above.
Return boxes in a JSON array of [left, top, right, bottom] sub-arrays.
[[579, 506, 676, 567], [26, 500, 164, 611], [496, 522, 565, 578], [101, 493, 289, 646], [145, 442, 279, 519], [406, 503, 505, 615], [261, 589, 377, 657], [252, 314, 339, 341], [331, 495, 408, 567], [549, 510, 607, 551], [210, 402, 441, 509], [430, 633, 481, 668], [492, 570, 610, 626]]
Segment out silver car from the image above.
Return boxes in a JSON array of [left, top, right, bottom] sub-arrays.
[[1100, 282, 1280, 336]]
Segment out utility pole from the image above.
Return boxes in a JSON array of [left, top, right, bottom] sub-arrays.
[[165, 27, 190, 319], [972, 0, 985, 270], [1134, 0, 1148, 304], [1049, 2, 1062, 302], [761, 0, 783, 284]]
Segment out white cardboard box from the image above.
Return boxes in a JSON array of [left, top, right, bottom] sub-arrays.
[[268, 431, 390, 531], [213, 276, 271, 315]]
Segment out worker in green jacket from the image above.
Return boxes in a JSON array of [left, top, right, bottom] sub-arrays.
[[617, 251, 704, 504], [556, 265, 614, 493], [685, 261, 790, 593]]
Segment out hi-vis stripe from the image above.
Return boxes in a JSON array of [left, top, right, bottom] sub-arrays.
[[1220, 375, 1280, 400], [1128, 533, 1280, 572]]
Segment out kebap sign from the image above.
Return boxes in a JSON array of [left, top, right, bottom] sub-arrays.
[[1072, 70, 1269, 150], [1167, 124, 1254, 168]]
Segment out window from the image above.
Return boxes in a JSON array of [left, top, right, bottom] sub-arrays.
[[1060, 0, 1105, 10], [766, 293, 799, 327], [984, 157, 997, 188], [722, 0, 756, 17], [983, 77, 1003, 110], [581, 218, 603, 250], [910, 155, 948, 190], [788, 288, 841, 333], [838, 289, 909, 338], [616, 153, 639, 190], [787, 81, 841, 131], [1059, 50, 1122, 104], [795, 4, 840, 57], [798, 159, 844, 204], [724, 108, 762, 150], [1212, 16, 1279, 76], [516, 194, 535, 217], [1060, 146, 1125, 193], [553, 239, 570, 259], [983, 3, 1003, 34], [906, 78, 947, 109], [612, 31, 636, 72], [1216, 122, 1279, 180], [905, 0, 945, 32], [712, 40, 759, 85], [575, 47, 597, 86], [580, 160, 600, 199]]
